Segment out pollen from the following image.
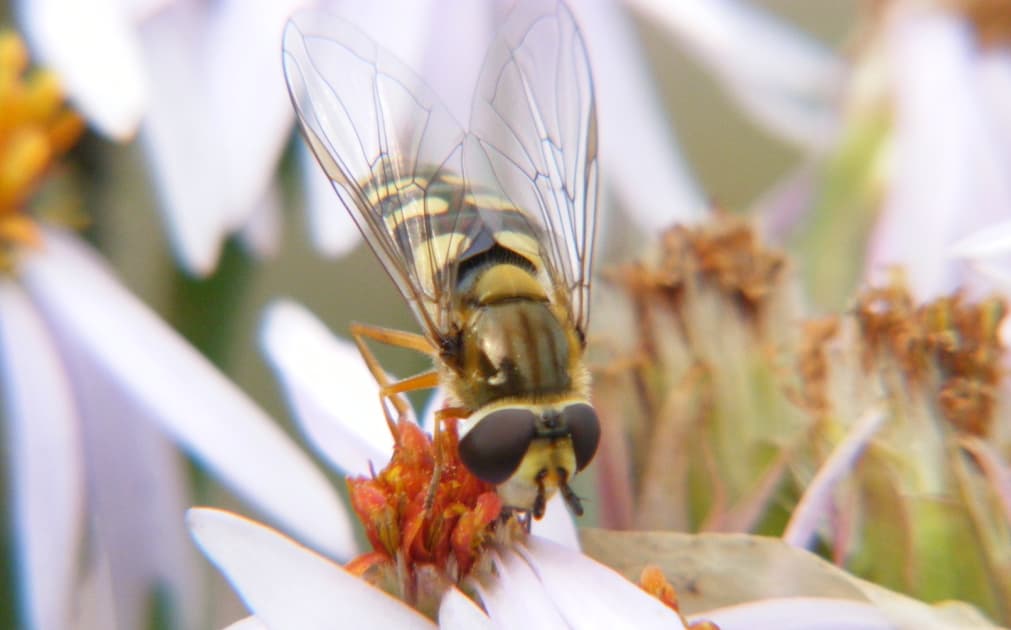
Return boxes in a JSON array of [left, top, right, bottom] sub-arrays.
[[0, 31, 84, 269], [345, 416, 510, 619], [638, 566, 721, 629]]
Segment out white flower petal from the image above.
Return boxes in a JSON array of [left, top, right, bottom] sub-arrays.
[[626, 0, 843, 150], [0, 280, 84, 630], [478, 549, 566, 630], [239, 182, 284, 259], [205, 0, 305, 227], [572, 0, 706, 229], [438, 587, 493, 630], [520, 537, 686, 629], [187, 508, 435, 629], [260, 299, 396, 477], [299, 139, 362, 258], [530, 495, 579, 550], [19, 230, 355, 560], [694, 597, 891, 630], [18, 0, 148, 139], [223, 616, 269, 630], [950, 219, 1011, 260]]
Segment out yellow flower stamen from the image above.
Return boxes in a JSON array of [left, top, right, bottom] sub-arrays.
[[0, 30, 85, 269]]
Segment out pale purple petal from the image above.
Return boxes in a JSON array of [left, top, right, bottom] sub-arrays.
[[950, 220, 1011, 289], [519, 538, 686, 629], [438, 587, 493, 630], [783, 409, 885, 549], [260, 299, 396, 477], [299, 139, 362, 258], [626, 0, 843, 150], [138, 1, 231, 275], [19, 230, 355, 560], [239, 182, 284, 259], [75, 376, 201, 630], [17, 0, 148, 139], [530, 495, 580, 550], [187, 508, 435, 629], [72, 549, 118, 630], [950, 219, 1011, 260], [0, 280, 84, 630], [416, 0, 497, 124], [126, 0, 171, 22], [204, 0, 306, 227], [977, 48, 1011, 157], [318, 0, 432, 71], [870, 10, 1011, 299], [573, 0, 706, 229], [695, 597, 891, 630]]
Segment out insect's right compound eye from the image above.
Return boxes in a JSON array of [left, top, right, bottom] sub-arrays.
[[562, 403, 600, 472], [459, 408, 538, 484]]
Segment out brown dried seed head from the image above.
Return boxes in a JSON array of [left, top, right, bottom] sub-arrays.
[[854, 281, 1006, 436], [949, 0, 1011, 47], [796, 317, 841, 414]]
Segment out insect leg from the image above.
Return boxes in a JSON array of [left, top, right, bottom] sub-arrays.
[[349, 322, 438, 436]]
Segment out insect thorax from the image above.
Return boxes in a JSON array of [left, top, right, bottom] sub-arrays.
[[453, 265, 581, 410]]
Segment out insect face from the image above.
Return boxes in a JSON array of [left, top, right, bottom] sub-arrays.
[[458, 401, 600, 518]]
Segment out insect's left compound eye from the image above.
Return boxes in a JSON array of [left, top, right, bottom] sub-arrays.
[[562, 403, 600, 472], [459, 408, 538, 484]]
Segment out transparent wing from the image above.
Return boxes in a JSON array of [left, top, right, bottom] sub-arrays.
[[282, 10, 470, 339], [466, 0, 599, 335]]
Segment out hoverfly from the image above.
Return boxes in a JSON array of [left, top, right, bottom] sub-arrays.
[[282, 0, 599, 520]]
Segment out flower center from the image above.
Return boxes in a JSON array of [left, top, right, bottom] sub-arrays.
[[345, 415, 524, 619], [0, 31, 84, 270]]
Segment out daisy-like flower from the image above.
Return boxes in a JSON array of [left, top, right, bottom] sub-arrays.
[[0, 35, 352, 629], [177, 299, 688, 628], [17, 0, 306, 274], [15, 0, 706, 273]]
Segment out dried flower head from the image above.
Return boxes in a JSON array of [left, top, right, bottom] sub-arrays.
[[593, 214, 1011, 622], [855, 281, 1006, 435], [592, 214, 804, 533], [951, 0, 1011, 47]]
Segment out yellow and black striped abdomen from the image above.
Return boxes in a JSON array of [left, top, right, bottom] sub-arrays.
[[362, 168, 546, 301]]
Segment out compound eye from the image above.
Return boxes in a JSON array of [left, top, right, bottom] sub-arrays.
[[562, 403, 600, 471], [458, 408, 538, 484]]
